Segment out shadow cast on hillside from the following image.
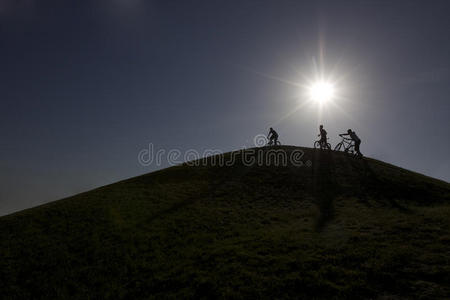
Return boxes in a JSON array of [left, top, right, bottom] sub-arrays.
[[346, 157, 411, 213], [312, 150, 341, 231]]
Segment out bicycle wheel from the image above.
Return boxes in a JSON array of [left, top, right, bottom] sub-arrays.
[[347, 145, 354, 154], [334, 142, 343, 151], [314, 141, 320, 149]]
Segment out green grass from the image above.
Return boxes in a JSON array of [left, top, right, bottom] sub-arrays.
[[1, 146, 449, 299]]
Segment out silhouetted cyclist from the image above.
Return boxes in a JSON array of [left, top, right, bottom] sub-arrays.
[[268, 127, 279, 145], [318, 125, 330, 149], [340, 129, 362, 157]]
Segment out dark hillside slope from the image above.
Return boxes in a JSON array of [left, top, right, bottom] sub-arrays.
[[1, 147, 449, 299]]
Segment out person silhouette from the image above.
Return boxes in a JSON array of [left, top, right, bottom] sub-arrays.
[[317, 125, 330, 149], [267, 127, 279, 146], [340, 129, 362, 157]]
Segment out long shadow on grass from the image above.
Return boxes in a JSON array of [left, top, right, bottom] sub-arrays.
[[347, 157, 410, 212], [312, 150, 341, 231]]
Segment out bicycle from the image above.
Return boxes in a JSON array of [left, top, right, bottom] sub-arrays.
[[314, 138, 331, 150], [267, 138, 281, 146], [334, 134, 360, 157]]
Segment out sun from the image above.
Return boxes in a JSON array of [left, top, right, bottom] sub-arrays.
[[308, 81, 335, 104]]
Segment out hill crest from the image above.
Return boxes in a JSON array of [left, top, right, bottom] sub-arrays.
[[1, 146, 449, 299]]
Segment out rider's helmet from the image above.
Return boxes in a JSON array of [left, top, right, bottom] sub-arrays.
[[320, 125, 323, 129], [270, 127, 273, 131], [347, 129, 352, 133]]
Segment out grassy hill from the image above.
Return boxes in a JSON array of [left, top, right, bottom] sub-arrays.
[[1, 146, 449, 299]]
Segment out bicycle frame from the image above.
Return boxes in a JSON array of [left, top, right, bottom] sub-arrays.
[[267, 139, 281, 146], [314, 138, 330, 150], [339, 137, 355, 152]]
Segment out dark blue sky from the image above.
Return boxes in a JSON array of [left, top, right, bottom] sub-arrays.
[[1, 0, 449, 215]]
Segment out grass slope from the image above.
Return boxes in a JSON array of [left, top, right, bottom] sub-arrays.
[[1, 146, 450, 299]]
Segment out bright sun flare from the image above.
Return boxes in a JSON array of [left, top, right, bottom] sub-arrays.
[[308, 81, 335, 104]]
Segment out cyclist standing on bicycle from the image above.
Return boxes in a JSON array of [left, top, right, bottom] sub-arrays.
[[268, 127, 279, 145], [318, 125, 329, 149], [340, 129, 362, 157]]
